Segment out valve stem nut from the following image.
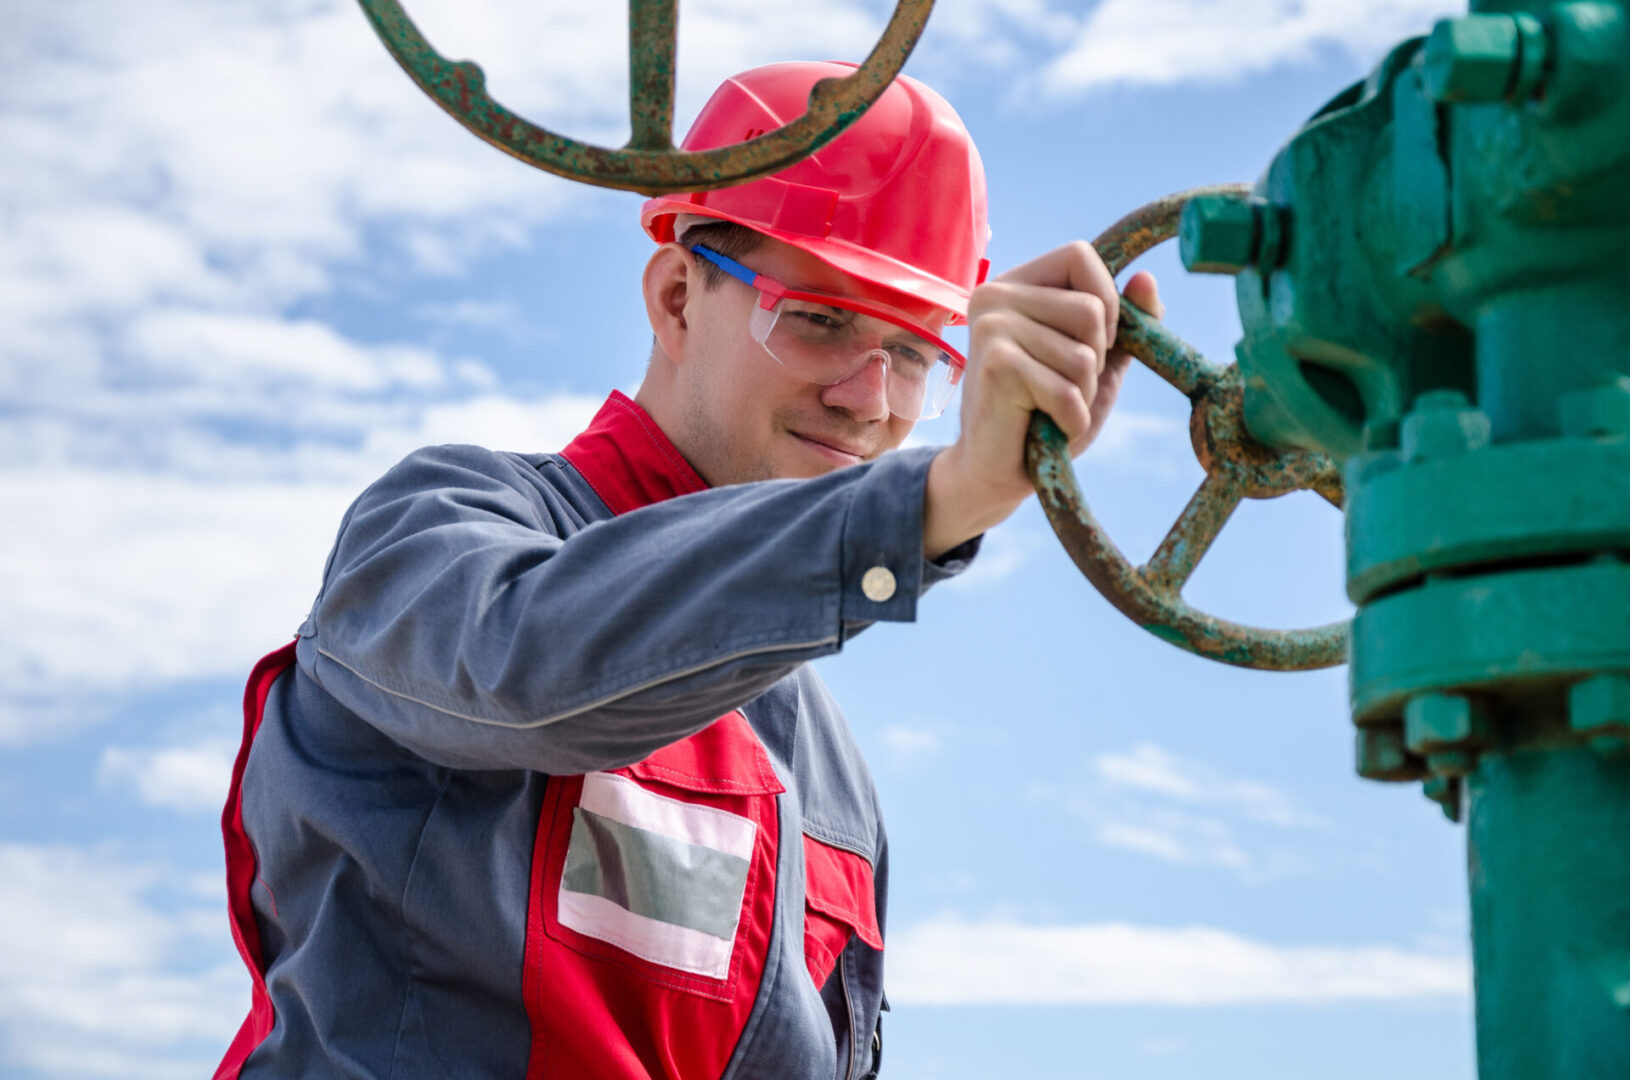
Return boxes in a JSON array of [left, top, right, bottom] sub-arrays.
[[1179, 194, 1286, 276]]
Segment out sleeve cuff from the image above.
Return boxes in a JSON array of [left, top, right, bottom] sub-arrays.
[[838, 446, 981, 625]]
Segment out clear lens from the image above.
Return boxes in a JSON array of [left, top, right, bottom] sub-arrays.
[[750, 296, 965, 420]]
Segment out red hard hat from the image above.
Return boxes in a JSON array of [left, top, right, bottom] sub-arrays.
[[641, 62, 990, 321]]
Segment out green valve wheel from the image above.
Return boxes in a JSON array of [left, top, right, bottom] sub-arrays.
[[358, 0, 935, 195], [1024, 187, 1349, 671]]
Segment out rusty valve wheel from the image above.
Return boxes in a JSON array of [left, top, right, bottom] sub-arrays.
[[359, 0, 934, 196], [1024, 185, 1349, 671]]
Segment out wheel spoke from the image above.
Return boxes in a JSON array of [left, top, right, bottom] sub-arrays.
[[1117, 305, 1222, 398], [1141, 471, 1244, 594], [627, 0, 678, 151]]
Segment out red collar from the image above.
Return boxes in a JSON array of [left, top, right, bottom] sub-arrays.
[[559, 391, 709, 515]]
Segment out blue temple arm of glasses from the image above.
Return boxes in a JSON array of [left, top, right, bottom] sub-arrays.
[[689, 245, 761, 289]]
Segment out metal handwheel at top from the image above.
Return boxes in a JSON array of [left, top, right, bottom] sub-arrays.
[[1024, 186, 1349, 672], [358, 0, 935, 195]]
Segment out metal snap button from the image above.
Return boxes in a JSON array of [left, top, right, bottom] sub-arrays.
[[861, 566, 896, 602]]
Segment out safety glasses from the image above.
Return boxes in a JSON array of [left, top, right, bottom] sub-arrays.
[[690, 245, 967, 421]]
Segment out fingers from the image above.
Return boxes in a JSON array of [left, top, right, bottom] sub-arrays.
[[970, 281, 1110, 375], [1122, 270, 1164, 320], [972, 329, 1096, 446], [972, 307, 1102, 400], [990, 240, 1120, 348], [1081, 352, 1134, 454]]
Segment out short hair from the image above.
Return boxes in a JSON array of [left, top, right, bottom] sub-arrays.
[[680, 220, 766, 289]]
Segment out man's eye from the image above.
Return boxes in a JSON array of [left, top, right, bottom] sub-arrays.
[[788, 309, 845, 330], [888, 345, 934, 377]]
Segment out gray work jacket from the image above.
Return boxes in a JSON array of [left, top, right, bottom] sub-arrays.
[[226, 392, 977, 1079]]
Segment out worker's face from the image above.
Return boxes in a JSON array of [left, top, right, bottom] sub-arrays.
[[669, 237, 948, 486]]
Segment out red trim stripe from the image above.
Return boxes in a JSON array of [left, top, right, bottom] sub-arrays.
[[213, 641, 298, 1080]]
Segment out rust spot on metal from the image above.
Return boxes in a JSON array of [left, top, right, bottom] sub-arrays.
[[1024, 188, 1349, 672]]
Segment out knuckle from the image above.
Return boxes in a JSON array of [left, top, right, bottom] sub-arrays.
[[1079, 290, 1106, 322], [1050, 342, 1092, 383], [970, 306, 1020, 339], [980, 337, 1026, 374], [1071, 344, 1100, 381], [968, 280, 1016, 315]]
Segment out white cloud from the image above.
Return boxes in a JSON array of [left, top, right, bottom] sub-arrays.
[[882, 724, 946, 757], [1092, 742, 1325, 829], [0, 844, 244, 1079], [1094, 809, 1251, 870], [1039, 0, 1462, 95], [413, 299, 524, 331], [99, 738, 240, 814], [888, 914, 1470, 1005], [125, 310, 449, 393], [1031, 743, 1327, 878], [1088, 408, 1187, 459], [0, 391, 599, 741]]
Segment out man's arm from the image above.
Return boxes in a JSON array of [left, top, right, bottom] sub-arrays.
[[300, 442, 970, 776]]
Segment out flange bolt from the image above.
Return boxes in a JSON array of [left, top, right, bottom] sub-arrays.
[[1401, 390, 1491, 462], [1570, 674, 1630, 754], [1356, 725, 1428, 782]]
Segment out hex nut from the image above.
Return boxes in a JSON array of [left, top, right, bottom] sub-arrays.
[[1401, 391, 1491, 462], [1423, 15, 1523, 103], [1356, 726, 1428, 781], [1180, 194, 1260, 275], [1559, 379, 1630, 439], [1570, 674, 1630, 737], [1405, 691, 1490, 754]]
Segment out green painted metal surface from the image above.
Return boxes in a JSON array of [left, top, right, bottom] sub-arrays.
[[1175, 1, 1630, 1073], [355, 0, 935, 195]]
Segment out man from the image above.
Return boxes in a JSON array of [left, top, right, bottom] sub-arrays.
[[215, 62, 1160, 1079]]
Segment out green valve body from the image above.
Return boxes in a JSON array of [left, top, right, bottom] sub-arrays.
[[1182, 2, 1630, 1075]]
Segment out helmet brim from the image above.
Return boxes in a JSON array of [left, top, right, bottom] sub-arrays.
[[643, 203, 973, 326]]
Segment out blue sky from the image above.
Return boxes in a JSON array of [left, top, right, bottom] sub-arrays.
[[1, 1, 1478, 1076]]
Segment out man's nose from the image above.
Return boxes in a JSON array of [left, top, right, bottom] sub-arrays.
[[820, 351, 891, 422]]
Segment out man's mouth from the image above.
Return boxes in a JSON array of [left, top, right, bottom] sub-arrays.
[[790, 431, 868, 464]]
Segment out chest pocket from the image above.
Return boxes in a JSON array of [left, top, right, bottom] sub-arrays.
[[802, 833, 884, 989], [524, 712, 785, 1079]]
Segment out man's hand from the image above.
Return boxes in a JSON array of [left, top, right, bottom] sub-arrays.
[[923, 243, 1163, 559]]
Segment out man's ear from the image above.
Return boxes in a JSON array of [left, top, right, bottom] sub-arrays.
[[643, 243, 694, 366]]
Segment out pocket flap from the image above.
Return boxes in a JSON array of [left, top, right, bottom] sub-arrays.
[[621, 711, 785, 797], [802, 834, 883, 950]]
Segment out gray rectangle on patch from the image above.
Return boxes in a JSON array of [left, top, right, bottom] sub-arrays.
[[562, 807, 752, 940]]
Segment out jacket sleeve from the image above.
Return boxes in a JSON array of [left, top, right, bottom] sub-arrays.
[[295, 443, 977, 775]]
